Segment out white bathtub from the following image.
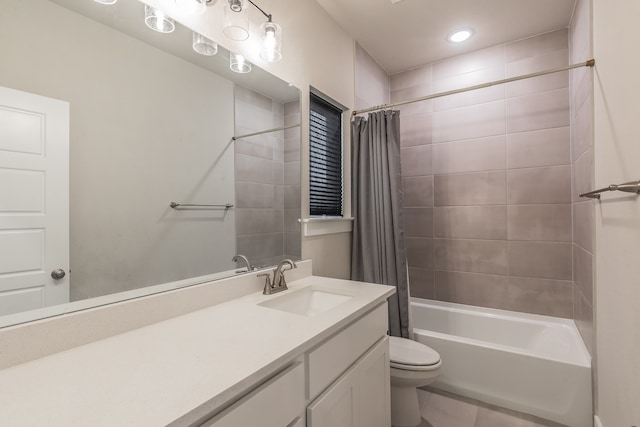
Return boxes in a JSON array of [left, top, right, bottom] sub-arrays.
[[411, 298, 592, 427]]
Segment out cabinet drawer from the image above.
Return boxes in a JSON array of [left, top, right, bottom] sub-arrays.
[[202, 362, 305, 427], [307, 302, 387, 399]]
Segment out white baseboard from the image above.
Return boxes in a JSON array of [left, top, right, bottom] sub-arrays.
[[594, 415, 603, 427]]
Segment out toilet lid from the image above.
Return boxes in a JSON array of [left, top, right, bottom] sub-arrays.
[[389, 336, 440, 366]]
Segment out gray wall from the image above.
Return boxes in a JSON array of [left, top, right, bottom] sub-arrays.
[[391, 30, 575, 318], [234, 86, 301, 268], [0, 0, 236, 300]]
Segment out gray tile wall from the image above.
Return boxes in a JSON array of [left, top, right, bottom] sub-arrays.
[[570, 0, 595, 357], [392, 29, 575, 318], [234, 86, 301, 268]]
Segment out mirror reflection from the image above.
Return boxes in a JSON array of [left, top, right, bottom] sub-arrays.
[[0, 0, 301, 326]]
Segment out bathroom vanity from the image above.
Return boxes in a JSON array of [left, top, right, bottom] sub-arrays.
[[0, 261, 394, 426]]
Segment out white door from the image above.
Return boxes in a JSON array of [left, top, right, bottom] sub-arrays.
[[0, 85, 69, 316]]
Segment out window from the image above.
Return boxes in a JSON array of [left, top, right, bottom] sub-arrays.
[[309, 92, 343, 217]]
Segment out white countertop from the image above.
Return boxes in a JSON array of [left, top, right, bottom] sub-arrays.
[[0, 276, 394, 426]]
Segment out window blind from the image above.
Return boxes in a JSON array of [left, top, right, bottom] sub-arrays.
[[309, 93, 343, 216]]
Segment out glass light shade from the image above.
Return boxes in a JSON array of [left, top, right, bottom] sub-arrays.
[[145, 5, 175, 34], [174, 0, 207, 15], [193, 32, 218, 56], [230, 52, 251, 73], [260, 22, 282, 62], [223, 0, 249, 41], [94, 0, 118, 4]]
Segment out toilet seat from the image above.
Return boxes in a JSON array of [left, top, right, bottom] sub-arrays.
[[389, 336, 440, 371]]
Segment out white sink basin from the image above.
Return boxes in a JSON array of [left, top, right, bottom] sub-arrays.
[[258, 286, 353, 317]]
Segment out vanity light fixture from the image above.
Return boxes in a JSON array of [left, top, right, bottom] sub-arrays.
[[447, 28, 474, 43], [193, 32, 218, 56], [223, 0, 250, 41], [260, 21, 282, 62], [145, 5, 175, 33], [230, 52, 252, 73], [94, 0, 118, 4]]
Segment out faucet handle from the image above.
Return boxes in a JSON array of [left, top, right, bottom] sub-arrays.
[[258, 273, 272, 295]]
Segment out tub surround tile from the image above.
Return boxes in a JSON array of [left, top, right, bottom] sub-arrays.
[[574, 244, 593, 305], [409, 267, 435, 299], [401, 114, 433, 147], [508, 241, 572, 280], [433, 45, 505, 81], [236, 153, 276, 185], [572, 148, 593, 202], [403, 176, 434, 207], [434, 206, 507, 240], [507, 204, 572, 242], [235, 182, 275, 208], [434, 239, 508, 276], [391, 65, 432, 92], [507, 166, 571, 205], [571, 95, 593, 161], [236, 209, 283, 235], [507, 277, 573, 318], [393, 30, 574, 320], [506, 127, 570, 169], [570, 66, 592, 122], [505, 29, 568, 63], [402, 145, 433, 176], [432, 136, 506, 175], [284, 185, 301, 209], [434, 171, 506, 206], [432, 100, 505, 143], [404, 207, 434, 238], [506, 89, 570, 134], [434, 85, 504, 112], [506, 50, 569, 98], [434, 271, 509, 310], [573, 201, 594, 252], [406, 238, 435, 270], [574, 287, 595, 357]]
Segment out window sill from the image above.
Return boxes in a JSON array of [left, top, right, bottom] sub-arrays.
[[299, 217, 354, 237]]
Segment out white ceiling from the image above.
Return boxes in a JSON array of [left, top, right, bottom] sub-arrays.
[[316, 0, 577, 75]]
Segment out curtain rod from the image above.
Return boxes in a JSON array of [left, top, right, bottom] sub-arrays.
[[232, 123, 300, 141], [352, 59, 595, 116]]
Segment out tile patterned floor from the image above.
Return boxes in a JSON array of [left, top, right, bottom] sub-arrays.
[[414, 388, 568, 427]]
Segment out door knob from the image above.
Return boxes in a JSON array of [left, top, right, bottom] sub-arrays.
[[51, 269, 66, 280]]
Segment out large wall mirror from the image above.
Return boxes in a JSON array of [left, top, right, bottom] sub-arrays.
[[0, 0, 301, 327]]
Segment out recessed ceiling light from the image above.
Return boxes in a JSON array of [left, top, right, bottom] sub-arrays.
[[448, 28, 474, 43]]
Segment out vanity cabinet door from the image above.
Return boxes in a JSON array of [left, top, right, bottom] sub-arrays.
[[307, 362, 359, 427], [307, 337, 390, 427]]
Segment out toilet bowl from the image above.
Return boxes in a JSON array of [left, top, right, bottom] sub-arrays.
[[389, 336, 441, 427]]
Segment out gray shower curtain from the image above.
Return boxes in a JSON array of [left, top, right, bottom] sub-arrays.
[[351, 110, 410, 338]]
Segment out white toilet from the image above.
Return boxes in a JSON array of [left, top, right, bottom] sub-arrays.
[[389, 336, 442, 427]]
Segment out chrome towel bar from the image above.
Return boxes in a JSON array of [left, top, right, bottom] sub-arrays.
[[579, 180, 640, 200], [170, 202, 234, 209]]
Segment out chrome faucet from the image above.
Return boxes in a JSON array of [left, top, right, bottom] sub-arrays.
[[232, 254, 253, 272], [262, 259, 297, 295]]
